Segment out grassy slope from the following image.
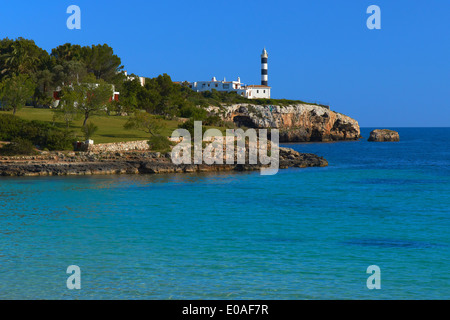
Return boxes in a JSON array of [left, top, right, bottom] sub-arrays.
[[0, 107, 181, 144], [0, 107, 228, 145]]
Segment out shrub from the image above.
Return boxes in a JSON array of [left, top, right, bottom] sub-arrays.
[[44, 129, 76, 151], [0, 114, 23, 140], [82, 122, 99, 140], [147, 135, 174, 153], [204, 115, 222, 126], [179, 105, 207, 120], [0, 114, 76, 151], [178, 118, 206, 136], [0, 138, 37, 156]]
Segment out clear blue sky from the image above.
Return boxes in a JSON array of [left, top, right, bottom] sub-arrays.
[[0, 0, 448, 127]]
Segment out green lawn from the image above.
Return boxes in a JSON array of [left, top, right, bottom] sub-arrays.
[[0, 107, 182, 144], [0, 107, 231, 145]]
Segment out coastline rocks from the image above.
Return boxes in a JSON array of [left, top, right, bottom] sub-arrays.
[[0, 147, 328, 177], [208, 104, 360, 142], [279, 147, 327, 168], [368, 129, 400, 142]]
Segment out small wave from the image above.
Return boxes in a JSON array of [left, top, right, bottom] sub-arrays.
[[352, 178, 447, 185], [342, 238, 443, 249]]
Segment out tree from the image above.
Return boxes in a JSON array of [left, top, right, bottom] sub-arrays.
[[51, 43, 83, 63], [81, 122, 98, 141], [119, 77, 142, 111], [0, 38, 51, 105], [61, 75, 113, 126], [137, 83, 162, 114], [124, 111, 164, 137], [136, 74, 190, 118], [52, 98, 80, 129], [0, 38, 47, 78], [34, 69, 54, 106], [0, 38, 15, 79], [124, 111, 174, 152], [0, 74, 35, 114], [52, 60, 87, 87], [81, 44, 123, 83]]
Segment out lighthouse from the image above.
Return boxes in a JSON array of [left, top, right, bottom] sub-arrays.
[[261, 47, 268, 86], [184, 48, 271, 99]]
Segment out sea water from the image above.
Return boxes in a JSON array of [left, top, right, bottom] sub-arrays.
[[0, 128, 449, 299]]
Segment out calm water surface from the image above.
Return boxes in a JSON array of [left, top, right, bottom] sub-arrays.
[[0, 128, 449, 299]]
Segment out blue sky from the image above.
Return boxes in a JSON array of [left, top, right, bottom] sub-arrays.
[[0, 0, 448, 127]]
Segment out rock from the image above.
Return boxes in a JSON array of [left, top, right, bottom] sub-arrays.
[[0, 147, 328, 177], [208, 104, 361, 142], [368, 129, 400, 142]]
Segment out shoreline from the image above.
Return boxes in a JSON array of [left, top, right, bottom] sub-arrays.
[[0, 147, 328, 177]]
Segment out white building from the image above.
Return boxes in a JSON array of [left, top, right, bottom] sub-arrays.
[[188, 77, 245, 95], [246, 85, 271, 99], [123, 71, 146, 86], [185, 48, 271, 99], [187, 77, 271, 99]]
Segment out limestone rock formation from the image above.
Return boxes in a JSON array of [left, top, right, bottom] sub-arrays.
[[368, 129, 400, 142], [0, 147, 327, 177], [209, 104, 361, 142]]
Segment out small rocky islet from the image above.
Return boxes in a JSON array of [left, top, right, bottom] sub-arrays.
[[368, 129, 400, 142]]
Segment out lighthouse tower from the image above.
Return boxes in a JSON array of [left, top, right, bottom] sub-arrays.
[[261, 47, 268, 86]]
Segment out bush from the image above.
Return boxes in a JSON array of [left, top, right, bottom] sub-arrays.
[[0, 138, 37, 156], [204, 115, 222, 126], [82, 122, 98, 140], [44, 129, 76, 150], [147, 135, 174, 152], [0, 114, 75, 151], [0, 114, 23, 140], [179, 105, 207, 120], [223, 121, 236, 129], [178, 118, 206, 136]]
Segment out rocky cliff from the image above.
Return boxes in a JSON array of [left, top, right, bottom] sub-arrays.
[[210, 104, 361, 142]]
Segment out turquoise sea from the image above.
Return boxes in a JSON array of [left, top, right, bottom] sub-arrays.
[[0, 128, 449, 299]]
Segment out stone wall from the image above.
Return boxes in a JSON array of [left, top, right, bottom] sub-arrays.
[[86, 140, 150, 152], [73, 137, 184, 153]]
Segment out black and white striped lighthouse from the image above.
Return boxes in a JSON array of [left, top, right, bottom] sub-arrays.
[[261, 47, 268, 86]]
